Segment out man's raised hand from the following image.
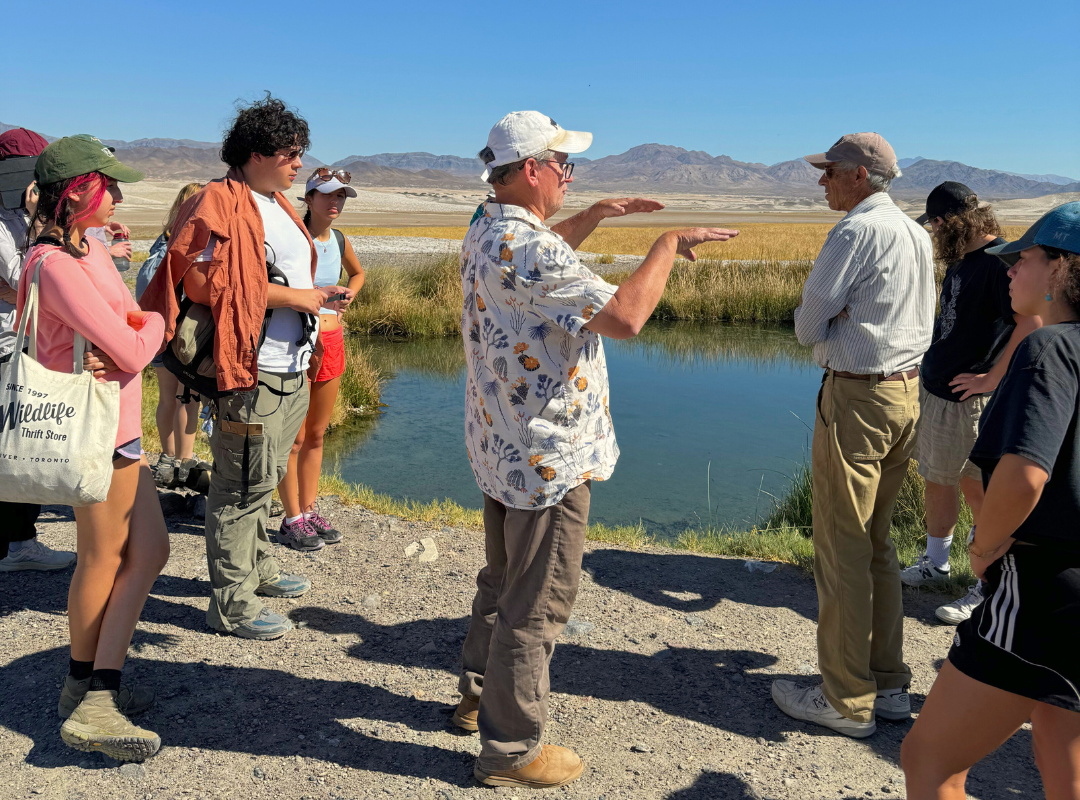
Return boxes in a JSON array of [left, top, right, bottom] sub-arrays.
[[669, 228, 739, 262], [597, 198, 665, 219]]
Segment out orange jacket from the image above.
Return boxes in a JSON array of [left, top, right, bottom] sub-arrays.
[[140, 168, 315, 392]]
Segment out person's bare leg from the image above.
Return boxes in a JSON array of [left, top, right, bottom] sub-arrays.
[[902, 661, 1035, 799], [298, 376, 340, 512], [68, 457, 141, 662], [91, 457, 170, 669], [924, 480, 961, 540], [1030, 702, 1080, 800], [174, 394, 200, 461], [277, 427, 306, 520], [958, 476, 984, 527], [154, 368, 179, 456]]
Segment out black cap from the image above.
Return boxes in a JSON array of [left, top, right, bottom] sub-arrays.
[[916, 181, 976, 225]]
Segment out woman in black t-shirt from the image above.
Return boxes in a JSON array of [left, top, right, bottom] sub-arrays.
[[901, 201, 1080, 800]]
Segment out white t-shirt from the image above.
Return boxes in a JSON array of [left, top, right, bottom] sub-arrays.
[[250, 190, 318, 372]]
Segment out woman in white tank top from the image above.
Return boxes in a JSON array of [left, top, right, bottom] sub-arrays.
[[276, 169, 364, 545]]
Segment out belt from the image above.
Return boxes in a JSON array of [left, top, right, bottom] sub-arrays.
[[829, 367, 919, 382]]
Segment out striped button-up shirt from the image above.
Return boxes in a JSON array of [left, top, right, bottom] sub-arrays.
[[794, 192, 935, 374]]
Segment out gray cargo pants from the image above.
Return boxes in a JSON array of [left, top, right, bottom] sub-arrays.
[[459, 482, 590, 772], [205, 370, 309, 632]]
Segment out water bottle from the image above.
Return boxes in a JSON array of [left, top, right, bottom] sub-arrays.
[[111, 232, 130, 272]]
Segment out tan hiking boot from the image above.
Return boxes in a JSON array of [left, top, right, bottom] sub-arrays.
[[60, 690, 161, 762], [452, 694, 479, 732], [58, 676, 156, 719], [475, 745, 584, 788]]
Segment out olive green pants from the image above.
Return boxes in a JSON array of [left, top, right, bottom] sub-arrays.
[[812, 371, 918, 723], [459, 483, 591, 772], [205, 371, 309, 632]]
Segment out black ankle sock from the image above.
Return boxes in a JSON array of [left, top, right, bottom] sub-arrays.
[[68, 659, 94, 681], [89, 669, 122, 693]]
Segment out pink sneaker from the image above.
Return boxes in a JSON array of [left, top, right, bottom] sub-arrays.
[[276, 516, 325, 551], [305, 505, 342, 544]]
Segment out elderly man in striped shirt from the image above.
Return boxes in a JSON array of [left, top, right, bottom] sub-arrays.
[[772, 133, 935, 738]]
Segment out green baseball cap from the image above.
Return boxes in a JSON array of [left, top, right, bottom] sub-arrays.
[[34, 134, 144, 185]]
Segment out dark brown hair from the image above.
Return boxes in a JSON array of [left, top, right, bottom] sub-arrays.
[[1045, 247, 1080, 313], [931, 196, 1003, 265]]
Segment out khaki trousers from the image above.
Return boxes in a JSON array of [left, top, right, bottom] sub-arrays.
[[459, 483, 590, 771], [205, 371, 309, 632], [812, 371, 918, 722]]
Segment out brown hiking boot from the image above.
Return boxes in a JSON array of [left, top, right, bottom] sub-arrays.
[[60, 690, 161, 762], [452, 694, 479, 732], [58, 676, 155, 719], [475, 745, 584, 788]]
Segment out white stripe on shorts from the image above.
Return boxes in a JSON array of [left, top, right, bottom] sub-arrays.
[[984, 554, 1019, 652]]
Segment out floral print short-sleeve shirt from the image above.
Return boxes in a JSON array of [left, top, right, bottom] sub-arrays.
[[461, 201, 620, 509]]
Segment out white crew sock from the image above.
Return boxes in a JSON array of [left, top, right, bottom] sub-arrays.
[[926, 534, 953, 569], [285, 515, 303, 526]]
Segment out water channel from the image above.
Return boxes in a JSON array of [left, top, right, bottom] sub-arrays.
[[324, 323, 823, 539]]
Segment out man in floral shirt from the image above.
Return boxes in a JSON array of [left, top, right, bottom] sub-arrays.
[[455, 110, 738, 789]]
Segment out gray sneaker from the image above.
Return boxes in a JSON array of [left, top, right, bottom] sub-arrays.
[[60, 690, 160, 762], [873, 685, 911, 720], [231, 607, 293, 640], [0, 538, 76, 572], [900, 554, 951, 587], [256, 573, 311, 598], [276, 516, 325, 551], [58, 676, 155, 719], [306, 505, 342, 544]]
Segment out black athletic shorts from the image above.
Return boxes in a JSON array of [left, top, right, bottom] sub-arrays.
[[949, 544, 1080, 712]]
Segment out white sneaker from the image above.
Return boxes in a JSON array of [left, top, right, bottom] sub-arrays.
[[900, 554, 951, 587], [0, 539, 76, 572], [771, 680, 876, 738], [873, 685, 911, 720], [935, 582, 984, 625]]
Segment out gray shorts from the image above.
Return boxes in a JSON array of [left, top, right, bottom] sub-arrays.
[[915, 383, 989, 486]]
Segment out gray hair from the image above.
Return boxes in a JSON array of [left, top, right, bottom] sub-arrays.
[[832, 160, 903, 194], [479, 147, 558, 186]]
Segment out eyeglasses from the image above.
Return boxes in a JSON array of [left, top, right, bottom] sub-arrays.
[[309, 167, 352, 184], [276, 147, 305, 161], [537, 159, 575, 180]]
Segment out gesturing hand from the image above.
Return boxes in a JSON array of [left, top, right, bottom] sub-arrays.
[[950, 372, 995, 402], [668, 228, 739, 262], [83, 347, 118, 378], [597, 198, 665, 218]]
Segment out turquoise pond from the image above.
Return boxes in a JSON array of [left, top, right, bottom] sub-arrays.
[[324, 323, 823, 539]]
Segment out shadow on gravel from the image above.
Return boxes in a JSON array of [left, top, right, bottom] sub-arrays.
[[665, 771, 756, 798], [0, 646, 478, 785], [582, 548, 817, 620], [290, 607, 1042, 797]]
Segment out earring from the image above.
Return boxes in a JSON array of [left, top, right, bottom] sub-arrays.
[[1046, 293, 1054, 302]]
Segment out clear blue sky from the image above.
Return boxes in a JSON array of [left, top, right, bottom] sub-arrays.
[[4, 0, 1078, 176]]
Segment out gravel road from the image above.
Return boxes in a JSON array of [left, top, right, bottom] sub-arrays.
[[1, 497, 1039, 800]]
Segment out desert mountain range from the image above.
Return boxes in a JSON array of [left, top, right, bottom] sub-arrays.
[[3, 121, 1077, 200]]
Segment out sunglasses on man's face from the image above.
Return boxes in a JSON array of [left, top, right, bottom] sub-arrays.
[[276, 147, 305, 161], [310, 167, 352, 185]]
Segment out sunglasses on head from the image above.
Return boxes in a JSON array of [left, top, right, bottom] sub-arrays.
[[310, 167, 352, 185]]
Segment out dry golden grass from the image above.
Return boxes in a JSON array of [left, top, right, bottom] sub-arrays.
[[343, 224, 1029, 262]]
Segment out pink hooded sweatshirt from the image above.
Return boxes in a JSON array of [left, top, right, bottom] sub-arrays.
[[17, 239, 165, 448]]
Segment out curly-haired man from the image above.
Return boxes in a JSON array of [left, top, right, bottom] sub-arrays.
[[142, 95, 340, 639]]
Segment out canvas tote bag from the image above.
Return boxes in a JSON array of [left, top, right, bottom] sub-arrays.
[[0, 253, 120, 505]]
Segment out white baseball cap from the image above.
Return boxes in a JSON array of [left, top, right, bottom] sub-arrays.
[[299, 169, 357, 200], [480, 111, 592, 181]]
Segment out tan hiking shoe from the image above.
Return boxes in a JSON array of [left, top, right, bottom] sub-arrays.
[[475, 745, 584, 788], [452, 694, 479, 732], [60, 690, 161, 762], [58, 676, 156, 720]]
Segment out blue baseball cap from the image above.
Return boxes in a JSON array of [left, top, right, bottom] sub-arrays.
[[988, 201, 1080, 265]]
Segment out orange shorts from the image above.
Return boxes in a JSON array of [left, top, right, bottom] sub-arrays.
[[315, 323, 346, 382]]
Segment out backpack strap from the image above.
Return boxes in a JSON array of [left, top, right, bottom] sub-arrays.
[[333, 228, 345, 260]]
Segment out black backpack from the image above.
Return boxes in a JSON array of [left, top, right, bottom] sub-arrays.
[[161, 244, 316, 399]]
